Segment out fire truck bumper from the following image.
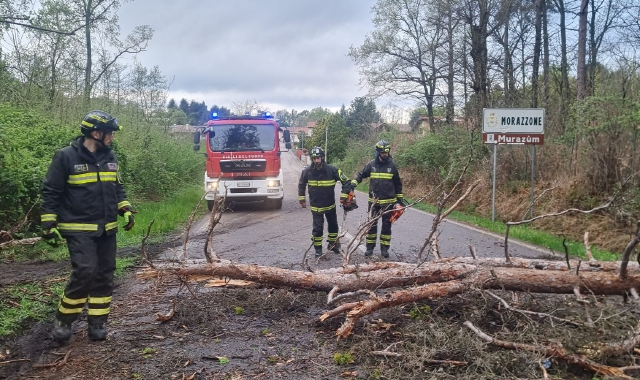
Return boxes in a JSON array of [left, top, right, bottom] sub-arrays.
[[204, 176, 284, 202]]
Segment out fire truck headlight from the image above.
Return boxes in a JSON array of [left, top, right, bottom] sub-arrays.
[[267, 180, 280, 187], [207, 181, 219, 190]]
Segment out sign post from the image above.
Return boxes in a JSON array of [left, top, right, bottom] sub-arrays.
[[483, 108, 545, 222]]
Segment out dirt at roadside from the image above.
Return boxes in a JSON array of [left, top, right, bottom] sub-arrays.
[[3, 256, 640, 380], [3, 226, 640, 380]]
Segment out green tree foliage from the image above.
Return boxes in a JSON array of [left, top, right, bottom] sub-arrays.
[[307, 107, 333, 121], [188, 100, 208, 125], [293, 109, 309, 127], [334, 138, 376, 178], [119, 125, 203, 201], [305, 114, 349, 163], [209, 105, 231, 118], [409, 107, 428, 131], [275, 109, 295, 128], [179, 98, 189, 115], [0, 103, 77, 228], [393, 127, 485, 185], [0, 102, 204, 231], [168, 109, 188, 125], [296, 130, 309, 149], [345, 97, 381, 138]]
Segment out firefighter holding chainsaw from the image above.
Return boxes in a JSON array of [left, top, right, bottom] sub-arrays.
[[346, 140, 405, 258], [298, 146, 351, 257]]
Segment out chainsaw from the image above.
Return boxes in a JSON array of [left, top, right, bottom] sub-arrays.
[[340, 189, 358, 227], [341, 190, 358, 212], [389, 203, 405, 223]]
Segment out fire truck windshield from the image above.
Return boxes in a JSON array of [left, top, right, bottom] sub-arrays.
[[208, 124, 275, 152]]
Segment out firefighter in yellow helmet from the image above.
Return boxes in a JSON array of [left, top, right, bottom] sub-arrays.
[[346, 140, 404, 258], [41, 110, 135, 343], [298, 146, 350, 257]]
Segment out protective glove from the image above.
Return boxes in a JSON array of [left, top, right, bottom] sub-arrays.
[[42, 228, 63, 247], [397, 198, 407, 207], [123, 211, 135, 231]]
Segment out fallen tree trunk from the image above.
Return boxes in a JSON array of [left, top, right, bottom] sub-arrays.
[[138, 257, 640, 295], [137, 247, 640, 378]]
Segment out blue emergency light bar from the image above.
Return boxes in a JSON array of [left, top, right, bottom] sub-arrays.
[[207, 111, 275, 122]]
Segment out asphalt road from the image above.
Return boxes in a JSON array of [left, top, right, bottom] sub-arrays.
[[161, 149, 550, 268]]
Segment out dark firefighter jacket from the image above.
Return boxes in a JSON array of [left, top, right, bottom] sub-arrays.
[[298, 163, 349, 213], [41, 136, 131, 236], [353, 156, 404, 205]]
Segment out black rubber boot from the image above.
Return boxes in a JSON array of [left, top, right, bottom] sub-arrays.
[[52, 318, 72, 342], [314, 246, 323, 258], [380, 246, 390, 258], [364, 245, 374, 257], [88, 324, 107, 341], [328, 241, 340, 254]]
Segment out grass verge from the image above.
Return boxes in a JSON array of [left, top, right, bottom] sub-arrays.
[[353, 182, 618, 261], [408, 201, 618, 261], [0, 184, 207, 338], [1, 184, 207, 263]]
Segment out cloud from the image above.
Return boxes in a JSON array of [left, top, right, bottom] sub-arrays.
[[118, 0, 376, 111]]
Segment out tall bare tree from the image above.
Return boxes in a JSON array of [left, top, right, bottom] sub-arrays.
[[349, 0, 450, 133], [532, 0, 543, 107], [576, 0, 588, 100], [67, 0, 152, 107], [463, 0, 501, 112], [587, 0, 628, 96]]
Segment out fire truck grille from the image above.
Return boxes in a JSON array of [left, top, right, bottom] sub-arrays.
[[230, 188, 257, 194], [220, 160, 267, 173]]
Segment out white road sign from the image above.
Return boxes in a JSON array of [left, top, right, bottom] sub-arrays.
[[483, 108, 545, 134]]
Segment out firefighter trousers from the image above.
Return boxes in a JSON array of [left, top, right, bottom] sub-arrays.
[[56, 232, 116, 325], [366, 203, 393, 248], [311, 207, 339, 248]]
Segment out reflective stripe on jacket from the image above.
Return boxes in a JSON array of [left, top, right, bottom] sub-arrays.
[[354, 157, 403, 204], [298, 163, 349, 212], [41, 136, 130, 236]]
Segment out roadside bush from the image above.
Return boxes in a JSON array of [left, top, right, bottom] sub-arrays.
[[394, 127, 485, 185], [118, 126, 203, 201], [0, 103, 76, 230], [335, 138, 375, 177], [0, 103, 203, 231]]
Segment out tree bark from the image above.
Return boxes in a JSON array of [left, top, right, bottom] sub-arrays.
[[577, 0, 589, 100], [138, 256, 640, 296]]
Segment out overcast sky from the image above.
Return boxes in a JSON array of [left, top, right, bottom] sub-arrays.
[[117, 0, 377, 112]]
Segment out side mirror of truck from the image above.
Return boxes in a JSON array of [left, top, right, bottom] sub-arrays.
[[193, 143, 200, 151], [285, 142, 292, 150], [283, 129, 291, 143], [193, 131, 200, 144]]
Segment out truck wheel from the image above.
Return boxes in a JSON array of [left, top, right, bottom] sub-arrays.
[[207, 200, 214, 211]]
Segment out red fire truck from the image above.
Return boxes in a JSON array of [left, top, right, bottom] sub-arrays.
[[193, 111, 291, 211]]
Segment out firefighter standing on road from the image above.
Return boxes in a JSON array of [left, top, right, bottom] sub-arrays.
[[41, 110, 135, 343], [298, 146, 350, 257], [346, 140, 404, 258]]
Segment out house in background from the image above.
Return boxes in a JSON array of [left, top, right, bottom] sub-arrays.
[[289, 121, 316, 149]]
